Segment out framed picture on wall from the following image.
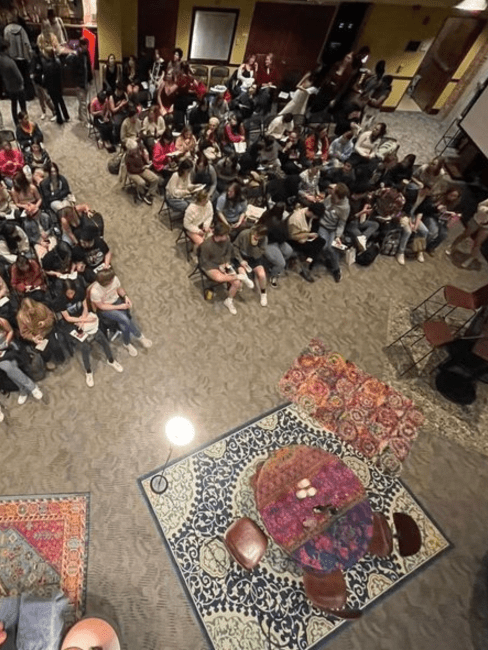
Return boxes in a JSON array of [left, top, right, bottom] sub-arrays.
[[189, 8, 239, 64]]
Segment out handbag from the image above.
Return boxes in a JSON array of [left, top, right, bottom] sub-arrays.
[[411, 233, 426, 252]]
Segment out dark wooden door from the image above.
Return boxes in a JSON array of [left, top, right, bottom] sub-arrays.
[[245, 2, 335, 82], [412, 16, 486, 113], [138, 0, 179, 61]]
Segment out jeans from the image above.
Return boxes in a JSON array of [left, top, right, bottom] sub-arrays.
[[76, 87, 88, 124], [0, 358, 36, 394], [398, 217, 429, 254], [166, 196, 190, 213], [75, 330, 114, 373], [264, 241, 295, 276], [424, 217, 448, 252], [9, 90, 26, 124], [99, 304, 141, 345], [346, 220, 379, 242], [49, 89, 70, 124], [318, 227, 340, 273]]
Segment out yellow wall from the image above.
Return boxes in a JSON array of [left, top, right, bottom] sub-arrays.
[[98, 0, 123, 61], [358, 4, 451, 78], [175, 0, 256, 65], [98, 0, 138, 61], [452, 21, 488, 80]]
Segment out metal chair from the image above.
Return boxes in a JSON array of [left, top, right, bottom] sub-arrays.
[[175, 225, 193, 262], [303, 569, 362, 619], [191, 65, 209, 86], [390, 319, 457, 376], [188, 259, 223, 301], [158, 188, 185, 230], [411, 283, 488, 323], [224, 517, 268, 571], [210, 66, 230, 88]]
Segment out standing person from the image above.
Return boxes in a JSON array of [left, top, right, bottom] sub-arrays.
[[317, 183, 351, 283], [30, 45, 55, 121], [166, 47, 183, 78], [3, 14, 32, 101], [43, 47, 70, 125], [148, 49, 165, 102], [47, 8, 68, 46], [73, 38, 93, 126], [0, 37, 25, 125]]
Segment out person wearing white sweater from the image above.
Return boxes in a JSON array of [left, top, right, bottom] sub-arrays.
[[183, 190, 213, 249]]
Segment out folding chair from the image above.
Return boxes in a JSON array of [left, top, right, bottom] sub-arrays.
[[209, 66, 230, 88], [175, 225, 192, 262], [158, 187, 184, 230]]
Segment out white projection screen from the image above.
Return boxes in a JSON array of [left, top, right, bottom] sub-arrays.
[[189, 9, 238, 63], [460, 83, 488, 159]]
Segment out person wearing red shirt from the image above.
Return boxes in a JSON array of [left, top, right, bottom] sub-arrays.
[[152, 129, 178, 177], [0, 140, 24, 186], [305, 125, 329, 164], [10, 254, 47, 299]]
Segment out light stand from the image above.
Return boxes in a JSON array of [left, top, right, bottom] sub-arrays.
[[149, 417, 195, 495]]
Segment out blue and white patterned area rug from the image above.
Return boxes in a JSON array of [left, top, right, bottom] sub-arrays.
[[138, 404, 451, 650]]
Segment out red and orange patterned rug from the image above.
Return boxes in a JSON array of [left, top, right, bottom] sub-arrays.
[[279, 339, 424, 472], [0, 493, 89, 623]]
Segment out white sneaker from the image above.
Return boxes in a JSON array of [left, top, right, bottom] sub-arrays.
[[417, 252, 425, 263], [50, 115, 57, 122], [138, 335, 152, 349], [223, 297, 237, 315], [396, 253, 405, 266], [445, 247, 452, 256], [40, 113, 46, 120], [357, 235, 367, 252], [85, 372, 94, 388], [461, 256, 474, 269], [0, 407, 4, 422], [18, 393, 28, 405], [124, 343, 138, 357], [260, 292, 268, 307], [242, 275, 254, 289], [31, 387, 43, 400], [107, 360, 123, 373]]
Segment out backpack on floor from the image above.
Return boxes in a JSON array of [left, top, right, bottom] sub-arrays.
[[380, 228, 402, 256], [356, 243, 380, 266], [107, 152, 123, 175]]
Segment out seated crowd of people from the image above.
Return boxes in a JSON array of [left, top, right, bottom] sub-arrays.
[[0, 111, 153, 419], [88, 46, 484, 316]]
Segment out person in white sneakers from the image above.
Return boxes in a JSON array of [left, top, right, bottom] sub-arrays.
[[232, 224, 269, 307], [198, 221, 244, 315], [89, 268, 152, 356], [60, 280, 123, 387], [0, 317, 43, 403]]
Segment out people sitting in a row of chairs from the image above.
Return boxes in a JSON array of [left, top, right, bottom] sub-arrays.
[[0, 122, 152, 418]]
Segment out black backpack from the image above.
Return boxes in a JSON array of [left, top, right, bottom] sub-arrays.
[[380, 227, 402, 256], [356, 243, 380, 266]]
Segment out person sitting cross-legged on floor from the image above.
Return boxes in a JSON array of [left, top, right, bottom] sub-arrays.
[[198, 220, 246, 315], [232, 224, 269, 307], [183, 189, 214, 253], [125, 138, 159, 205], [89, 267, 152, 357]]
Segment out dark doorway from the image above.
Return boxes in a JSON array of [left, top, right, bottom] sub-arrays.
[[138, 0, 179, 62], [245, 1, 335, 81], [412, 16, 486, 113], [321, 2, 370, 69]]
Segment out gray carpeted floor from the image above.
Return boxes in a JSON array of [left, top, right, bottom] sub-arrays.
[[1, 97, 488, 650]]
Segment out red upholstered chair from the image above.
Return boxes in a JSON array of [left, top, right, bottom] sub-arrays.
[[368, 512, 394, 557], [393, 512, 422, 557], [303, 569, 362, 619], [224, 517, 268, 571]]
